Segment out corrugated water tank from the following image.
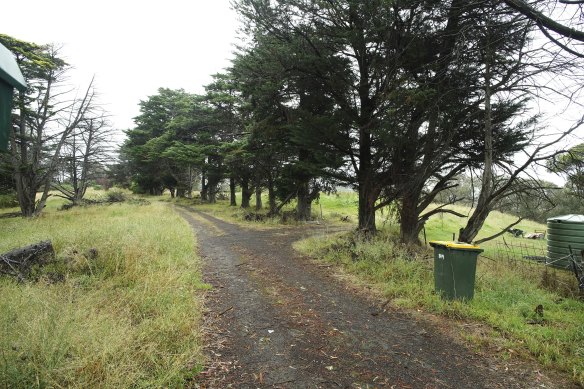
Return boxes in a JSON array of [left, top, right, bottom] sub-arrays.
[[547, 214, 584, 268]]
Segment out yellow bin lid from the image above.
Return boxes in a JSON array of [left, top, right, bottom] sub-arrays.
[[429, 240, 482, 251]]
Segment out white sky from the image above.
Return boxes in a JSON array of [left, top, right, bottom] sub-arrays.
[[2, 0, 240, 132]]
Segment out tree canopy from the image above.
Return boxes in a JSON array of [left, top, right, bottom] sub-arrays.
[[116, 1, 583, 244]]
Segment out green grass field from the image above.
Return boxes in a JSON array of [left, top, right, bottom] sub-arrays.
[[0, 198, 206, 388]]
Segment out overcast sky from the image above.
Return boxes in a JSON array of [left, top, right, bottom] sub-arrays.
[[2, 1, 582, 186], [3, 0, 239, 132]]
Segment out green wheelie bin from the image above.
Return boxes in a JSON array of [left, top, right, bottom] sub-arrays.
[[429, 241, 483, 300]]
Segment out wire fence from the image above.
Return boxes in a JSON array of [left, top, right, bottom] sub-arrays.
[[484, 237, 584, 296], [492, 237, 548, 266], [492, 237, 584, 268]]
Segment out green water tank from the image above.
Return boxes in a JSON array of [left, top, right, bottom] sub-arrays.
[[547, 214, 584, 268]]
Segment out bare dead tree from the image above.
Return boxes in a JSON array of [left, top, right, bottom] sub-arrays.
[[459, 117, 583, 244], [33, 79, 97, 213], [436, 2, 584, 244], [53, 113, 114, 204]]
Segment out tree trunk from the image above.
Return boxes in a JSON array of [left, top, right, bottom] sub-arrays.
[[296, 181, 312, 221], [459, 205, 492, 243], [357, 132, 377, 234], [241, 178, 252, 208], [458, 44, 494, 243], [74, 122, 94, 204], [356, 52, 377, 234], [208, 183, 217, 203], [229, 177, 237, 206], [186, 165, 195, 198], [357, 123, 377, 231], [11, 91, 37, 217], [399, 194, 422, 245], [358, 184, 376, 233], [268, 176, 277, 215], [200, 170, 208, 202], [255, 186, 262, 210]]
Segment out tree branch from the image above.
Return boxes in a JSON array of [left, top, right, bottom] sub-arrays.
[[474, 217, 523, 245], [504, 0, 584, 42], [419, 207, 467, 222]]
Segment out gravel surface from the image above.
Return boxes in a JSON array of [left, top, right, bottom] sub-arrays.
[[177, 206, 575, 389]]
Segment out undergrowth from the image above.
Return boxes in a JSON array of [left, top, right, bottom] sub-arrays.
[[295, 230, 584, 386], [0, 201, 207, 388], [0, 192, 18, 208]]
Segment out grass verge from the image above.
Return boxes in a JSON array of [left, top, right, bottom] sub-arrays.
[[0, 200, 207, 388], [294, 230, 584, 386]]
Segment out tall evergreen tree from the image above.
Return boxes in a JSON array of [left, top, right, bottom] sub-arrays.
[[233, 0, 535, 241], [232, 33, 343, 218]]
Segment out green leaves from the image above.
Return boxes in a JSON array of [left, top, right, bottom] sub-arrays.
[[162, 142, 205, 166], [0, 34, 67, 87], [550, 143, 584, 198], [123, 75, 245, 195]]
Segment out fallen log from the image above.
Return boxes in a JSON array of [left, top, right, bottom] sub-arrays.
[[0, 240, 55, 281]]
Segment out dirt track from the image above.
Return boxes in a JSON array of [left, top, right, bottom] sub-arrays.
[[177, 206, 573, 389]]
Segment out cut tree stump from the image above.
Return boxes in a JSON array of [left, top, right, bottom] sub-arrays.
[[0, 240, 55, 281]]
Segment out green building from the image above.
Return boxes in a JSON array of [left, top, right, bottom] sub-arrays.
[[0, 42, 26, 151]]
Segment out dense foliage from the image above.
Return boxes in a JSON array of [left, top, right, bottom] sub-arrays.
[[4, 2, 579, 242]]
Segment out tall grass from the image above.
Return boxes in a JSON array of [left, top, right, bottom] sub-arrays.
[[0, 201, 206, 388]]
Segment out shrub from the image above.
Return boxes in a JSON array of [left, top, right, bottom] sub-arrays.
[[104, 190, 127, 203], [0, 192, 18, 208]]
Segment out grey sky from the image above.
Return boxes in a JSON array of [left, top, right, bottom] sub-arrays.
[[3, 0, 239, 131]]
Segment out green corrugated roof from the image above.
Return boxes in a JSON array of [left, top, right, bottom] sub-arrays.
[[0, 42, 26, 91], [0, 80, 12, 151], [0, 43, 26, 151]]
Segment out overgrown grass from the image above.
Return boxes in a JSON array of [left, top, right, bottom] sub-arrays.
[[295, 230, 584, 385], [0, 200, 207, 388]]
